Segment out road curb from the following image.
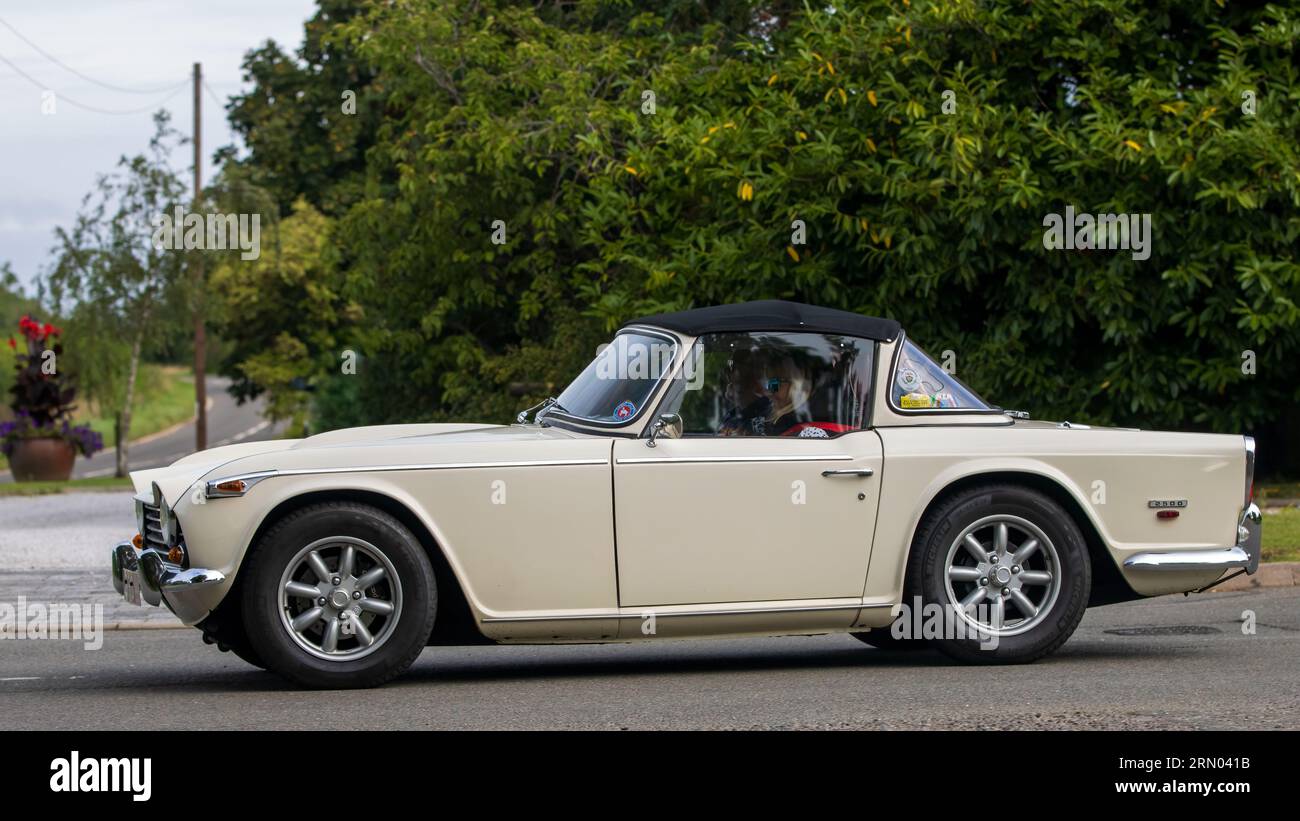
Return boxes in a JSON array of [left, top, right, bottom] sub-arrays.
[[1212, 561, 1300, 592], [104, 621, 185, 630]]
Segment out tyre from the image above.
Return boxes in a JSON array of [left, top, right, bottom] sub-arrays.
[[241, 502, 437, 688], [906, 483, 1090, 664]]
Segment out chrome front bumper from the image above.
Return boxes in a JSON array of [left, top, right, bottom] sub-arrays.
[[111, 541, 226, 620], [1123, 503, 1262, 575]]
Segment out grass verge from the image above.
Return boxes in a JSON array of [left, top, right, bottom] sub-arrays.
[[1262, 506, 1300, 563], [78, 364, 196, 448], [0, 475, 133, 496]]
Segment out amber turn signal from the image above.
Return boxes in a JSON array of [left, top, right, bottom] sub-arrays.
[[132, 533, 143, 549], [167, 546, 184, 564], [213, 479, 248, 495]]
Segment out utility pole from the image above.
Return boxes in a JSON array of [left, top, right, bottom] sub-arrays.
[[192, 61, 207, 451]]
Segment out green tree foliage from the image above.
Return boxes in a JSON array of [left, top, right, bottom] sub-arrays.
[[45, 112, 190, 475], [224, 0, 1300, 466], [209, 198, 352, 433], [224, 0, 384, 216]]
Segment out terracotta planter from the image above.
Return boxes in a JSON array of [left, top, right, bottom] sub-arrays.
[[8, 437, 76, 482]]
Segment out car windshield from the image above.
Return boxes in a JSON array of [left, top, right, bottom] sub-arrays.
[[547, 331, 677, 425], [892, 339, 992, 411]]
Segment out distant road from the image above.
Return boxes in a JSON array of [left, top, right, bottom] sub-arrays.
[[0, 376, 285, 483], [74, 376, 285, 479]]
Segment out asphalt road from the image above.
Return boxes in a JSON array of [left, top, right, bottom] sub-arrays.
[[1, 587, 1296, 730], [70, 376, 281, 480]]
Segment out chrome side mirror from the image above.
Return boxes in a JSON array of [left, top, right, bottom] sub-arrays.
[[646, 413, 683, 448]]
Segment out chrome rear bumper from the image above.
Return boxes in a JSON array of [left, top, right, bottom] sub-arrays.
[[1123, 503, 1261, 575]]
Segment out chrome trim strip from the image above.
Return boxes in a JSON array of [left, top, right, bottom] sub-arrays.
[[1123, 547, 1250, 571], [480, 602, 893, 623], [616, 455, 853, 465], [207, 459, 610, 492], [280, 459, 609, 474], [1244, 435, 1256, 507]]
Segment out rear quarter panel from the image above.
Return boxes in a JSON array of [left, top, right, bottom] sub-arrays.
[[866, 425, 1245, 603]]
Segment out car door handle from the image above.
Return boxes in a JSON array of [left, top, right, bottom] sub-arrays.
[[821, 468, 874, 478]]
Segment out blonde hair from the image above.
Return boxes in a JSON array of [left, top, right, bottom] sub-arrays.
[[766, 358, 808, 424]]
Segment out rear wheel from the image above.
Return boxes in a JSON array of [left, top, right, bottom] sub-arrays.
[[907, 484, 1090, 664], [241, 502, 437, 688]]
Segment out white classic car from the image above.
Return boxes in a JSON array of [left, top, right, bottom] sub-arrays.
[[111, 300, 1261, 688]]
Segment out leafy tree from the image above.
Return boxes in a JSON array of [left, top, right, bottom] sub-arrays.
[[208, 197, 351, 434], [225, 0, 1300, 472], [45, 112, 190, 476], [222, 0, 383, 216]]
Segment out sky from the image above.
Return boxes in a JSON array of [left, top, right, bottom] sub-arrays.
[[0, 0, 318, 290]]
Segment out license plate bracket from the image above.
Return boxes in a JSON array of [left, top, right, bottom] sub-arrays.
[[122, 567, 143, 606]]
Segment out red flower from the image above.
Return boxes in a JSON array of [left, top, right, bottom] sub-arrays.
[[42, 323, 54, 338], [6, 337, 14, 350]]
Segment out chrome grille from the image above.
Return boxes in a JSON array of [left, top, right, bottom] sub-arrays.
[[142, 503, 167, 551]]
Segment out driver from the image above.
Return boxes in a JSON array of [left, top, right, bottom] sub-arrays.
[[723, 356, 809, 436]]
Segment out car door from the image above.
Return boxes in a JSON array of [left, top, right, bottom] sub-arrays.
[[612, 331, 884, 607]]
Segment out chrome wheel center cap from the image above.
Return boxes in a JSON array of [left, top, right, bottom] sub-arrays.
[[330, 589, 350, 608]]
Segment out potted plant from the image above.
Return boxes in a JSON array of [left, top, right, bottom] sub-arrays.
[[2, 315, 103, 481]]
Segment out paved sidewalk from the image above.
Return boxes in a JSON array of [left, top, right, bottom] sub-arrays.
[[1215, 561, 1300, 591], [0, 570, 182, 628], [0, 492, 137, 570], [1, 492, 182, 627]]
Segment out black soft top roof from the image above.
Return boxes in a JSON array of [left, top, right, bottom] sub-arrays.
[[623, 299, 901, 342]]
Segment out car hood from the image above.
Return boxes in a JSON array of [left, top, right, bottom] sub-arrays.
[[131, 422, 590, 505]]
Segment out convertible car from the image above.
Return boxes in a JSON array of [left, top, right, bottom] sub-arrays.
[[111, 300, 1261, 688]]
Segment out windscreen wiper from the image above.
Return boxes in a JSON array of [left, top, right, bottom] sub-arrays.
[[516, 397, 567, 424]]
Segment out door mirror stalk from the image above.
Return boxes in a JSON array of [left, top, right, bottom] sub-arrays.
[[646, 413, 683, 447]]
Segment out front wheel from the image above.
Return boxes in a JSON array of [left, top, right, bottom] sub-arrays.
[[906, 484, 1090, 664], [241, 502, 437, 688]]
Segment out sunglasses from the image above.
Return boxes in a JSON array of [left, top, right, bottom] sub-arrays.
[[762, 377, 787, 391]]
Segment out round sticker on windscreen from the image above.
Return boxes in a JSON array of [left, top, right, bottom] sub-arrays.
[[614, 400, 636, 420]]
